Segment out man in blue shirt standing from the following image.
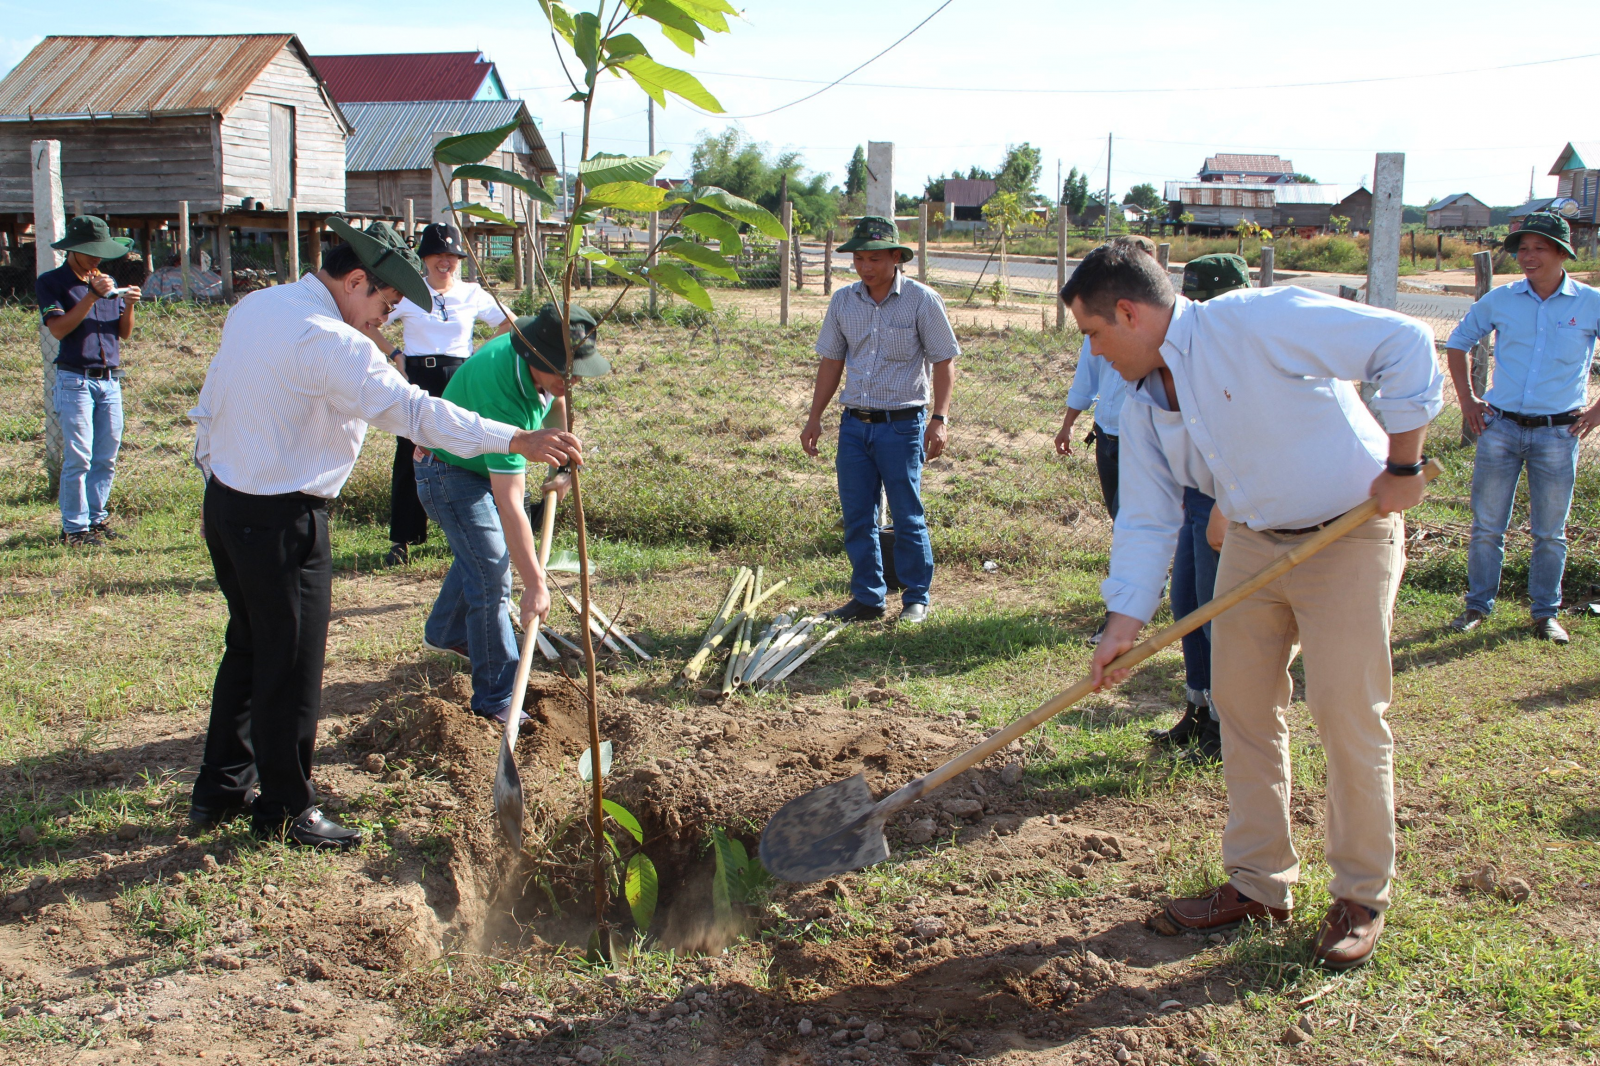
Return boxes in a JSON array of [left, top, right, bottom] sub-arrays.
[[37, 216, 141, 546], [1446, 211, 1600, 643]]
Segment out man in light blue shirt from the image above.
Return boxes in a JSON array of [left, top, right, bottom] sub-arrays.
[[1057, 349, 1125, 517], [1445, 211, 1600, 642], [1063, 243, 1442, 972]]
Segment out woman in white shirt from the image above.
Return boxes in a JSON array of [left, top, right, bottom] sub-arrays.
[[379, 223, 511, 566]]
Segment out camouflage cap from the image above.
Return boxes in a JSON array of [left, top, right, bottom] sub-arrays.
[[1182, 253, 1251, 301], [836, 214, 913, 262], [1504, 211, 1575, 258]]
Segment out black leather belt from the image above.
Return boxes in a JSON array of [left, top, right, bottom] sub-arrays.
[[1489, 405, 1579, 428], [407, 354, 465, 369], [74, 366, 118, 380], [846, 406, 924, 423], [1270, 509, 1351, 537]]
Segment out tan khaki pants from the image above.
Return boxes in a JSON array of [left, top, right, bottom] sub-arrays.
[[1210, 513, 1405, 913]]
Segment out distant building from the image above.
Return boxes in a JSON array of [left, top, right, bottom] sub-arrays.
[[943, 178, 997, 222], [1198, 153, 1296, 185], [313, 51, 507, 103], [1543, 142, 1600, 255], [1425, 193, 1490, 231], [1163, 181, 1369, 232]]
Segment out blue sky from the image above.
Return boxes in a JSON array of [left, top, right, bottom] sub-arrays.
[[4, 0, 1598, 206]]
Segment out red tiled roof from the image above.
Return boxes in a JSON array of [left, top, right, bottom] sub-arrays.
[[312, 52, 496, 103], [1202, 153, 1293, 175]]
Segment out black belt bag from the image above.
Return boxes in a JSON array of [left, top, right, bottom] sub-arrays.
[[406, 354, 466, 370], [845, 406, 924, 423], [1489, 405, 1579, 428]]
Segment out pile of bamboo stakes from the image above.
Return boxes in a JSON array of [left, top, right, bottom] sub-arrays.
[[530, 592, 653, 664], [681, 567, 843, 696]]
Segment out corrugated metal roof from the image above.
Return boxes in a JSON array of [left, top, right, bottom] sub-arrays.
[[342, 99, 555, 174], [1427, 192, 1484, 212], [1201, 153, 1294, 175], [1164, 181, 1360, 205], [1549, 141, 1600, 175], [944, 178, 997, 207], [0, 35, 324, 120], [313, 52, 502, 104]]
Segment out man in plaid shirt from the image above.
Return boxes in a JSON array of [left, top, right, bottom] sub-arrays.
[[800, 215, 959, 625]]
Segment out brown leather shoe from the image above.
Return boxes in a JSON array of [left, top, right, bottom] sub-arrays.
[[1152, 883, 1291, 935], [1313, 899, 1384, 970]]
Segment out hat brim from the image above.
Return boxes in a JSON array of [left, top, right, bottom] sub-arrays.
[[51, 237, 129, 259], [836, 238, 914, 261], [326, 217, 433, 308], [1504, 228, 1575, 259], [516, 344, 612, 379]]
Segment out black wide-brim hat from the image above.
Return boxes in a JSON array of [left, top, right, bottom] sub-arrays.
[[1504, 211, 1575, 258], [52, 215, 129, 259], [418, 223, 467, 259], [510, 303, 611, 378], [836, 214, 913, 262], [325, 217, 432, 308]]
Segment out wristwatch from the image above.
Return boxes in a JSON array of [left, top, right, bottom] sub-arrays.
[[929, 413, 947, 424], [1385, 457, 1426, 476]]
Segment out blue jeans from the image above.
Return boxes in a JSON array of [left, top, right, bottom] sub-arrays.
[[1466, 412, 1579, 620], [1172, 487, 1220, 705], [837, 412, 934, 608], [414, 455, 518, 717], [54, 370, 123, 534]]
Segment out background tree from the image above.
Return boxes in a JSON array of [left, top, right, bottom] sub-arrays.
[[1122, 183, 1164, 215], [1062, 167, 1090, 221], [995, 143, 1042, 203], [1289, 172, 1317, 184], [845, 146, 868, 200], [923, 175, 946, 202], [980, 190, 1028, 299], [691, 129, 839, 233]]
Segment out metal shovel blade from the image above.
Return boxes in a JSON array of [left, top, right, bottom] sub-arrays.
[[759, 773, 889, 883], [493, 731, 524, 847]]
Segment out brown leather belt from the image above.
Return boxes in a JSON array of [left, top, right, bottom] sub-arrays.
[[1269, 509, 1350, 537]]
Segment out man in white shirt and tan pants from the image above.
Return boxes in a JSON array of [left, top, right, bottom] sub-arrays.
[[188, 219, 582, 848], [1065, 243, 1443, 970]]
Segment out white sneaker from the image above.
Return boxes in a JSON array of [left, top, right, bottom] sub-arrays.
[[422, 638, 469, 661]]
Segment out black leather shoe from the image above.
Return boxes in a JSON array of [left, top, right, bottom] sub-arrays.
[[826, 600, 886, 623], [1180, 716, 1223, 764], [382, 542, 409, 567], [186, 799, 253, 832], [898, 603, 929, 625], [1449, 608, 1486, 633], [255, 807, 363, 850], [1086, 613, 1109, 646], [1149, 701, 1205, 748], [1533, 617, 1570, 644]]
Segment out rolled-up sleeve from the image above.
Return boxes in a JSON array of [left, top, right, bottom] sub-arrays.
[[1101, 406, 1184, 623], [325, 337, 517, 457], [1445, 291, 1496, 352], [916, 287, 959, 362], [1066, 353, 1102, 412]]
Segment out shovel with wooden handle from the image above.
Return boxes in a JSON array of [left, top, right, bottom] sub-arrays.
[[760, 461, 1441, 882], [495, 488, 560, 848]]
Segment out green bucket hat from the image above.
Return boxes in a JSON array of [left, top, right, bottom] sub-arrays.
[[1504, 212, 1575, 258], [836, 215, 913, 262], [52, 215, 129, 260], [325, 217, 432, 308], [1182, 253, 1251, 301], [510, 303, 610, 378]]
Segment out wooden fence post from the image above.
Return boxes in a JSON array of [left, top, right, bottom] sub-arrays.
[[178, 201, 192, 300], [32, 139, 65, 486], [513, 224, 524, 290], [1156, 242, 1171, 273], [918, 201, 929, 284], [1259, 245, 1274, 288], [1463, 249, 1495, 444], [779, 199, 792, 326], [1056, 201, 1068, 330], [286, 198, 299, 281], [219, 219, 233, 302], [823, 228, 833, 297], [310, 220, 323, 272], [793, 228, 804, 290], [404, 198, 415, 241]]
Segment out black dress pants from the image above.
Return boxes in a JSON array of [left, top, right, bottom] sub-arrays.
[[1092, 424, 1120, 522], [194, 478, 332, 824], [388, 356, 463, 545]]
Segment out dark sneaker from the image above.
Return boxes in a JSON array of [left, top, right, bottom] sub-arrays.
[[1149, 701, 1205, 748], [826, 600, 886, 623], [254, 807, 362, 850], [423, 637, 470, 661], [1086, 613, 1109, 647], [897, 603, 929, 625], [382, 542, 409, 567], [63, 529, 104, 547], [1533, 617, 1570, 644], [88, 521, 121, 541], [1313, 900, 1384, 970], [1449, 608, 1486, 633]]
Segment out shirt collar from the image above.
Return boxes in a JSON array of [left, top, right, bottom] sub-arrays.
[[1509, 272, 1577, 299], [852, 272, 905, 303], [1159, 294, 1196, 359], [303, 273, 341, 316]]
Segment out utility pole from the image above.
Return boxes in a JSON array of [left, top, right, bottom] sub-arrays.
[[647, 99, 658, 316], [1104, 133, 1113, 241]]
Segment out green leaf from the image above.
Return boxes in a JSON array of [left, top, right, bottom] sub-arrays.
[[602, 32, 652, 64], [604, 830, 621, 859], [643, 261, 711, 310], [658, 25, 697, 54], [541, 1, 576, 43], [451, 165, 556, 207], [433, 118, 522, 165], [583, 181, 668, 211], [631, 0, 706, 53], [661, 0, 731, 33], [579, 151, 672, 189], [679, 211, 742, 255], [660, 236, 738, 281], [580, 248, 647, 286], [573, 11, 601, 78], [693, 187, 786, 239], [626, 853, 659, 931], [449, 202, 514, 226], [602, 799, 645, 843], [619, 56, 723, 112], [710, 827, 737, 928], [578, 741, 614, 782]]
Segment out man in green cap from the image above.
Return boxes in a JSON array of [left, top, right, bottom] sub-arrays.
[[37, 215, 142, 546], [1445, 210, 1600, 643], [1146, 253, 1251, 760], [800, 215, 958, 625], [414, 303, 609, 722], [188, 219, 584, 849]]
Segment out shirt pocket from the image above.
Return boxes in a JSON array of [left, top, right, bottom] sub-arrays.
[[880, 326, 920, 363]]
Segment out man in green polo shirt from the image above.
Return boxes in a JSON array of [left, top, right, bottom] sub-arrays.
[[415, 303, 610, 721]]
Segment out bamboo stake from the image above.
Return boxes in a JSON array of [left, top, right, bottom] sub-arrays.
[[760, 625, 843, 690], [545, 627, 583, 654], [751, 622, 820, 684], [580, 598, 652, 660], [722, 569, 757, 696], [698, 568, 750, 653], [733, 617, 779, 687], [748, 616, 819, 682], [562, 591, 623, 654], [682, 610, 748, 680]]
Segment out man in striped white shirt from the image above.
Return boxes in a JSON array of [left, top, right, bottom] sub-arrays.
[[187, 219, 582, 849]]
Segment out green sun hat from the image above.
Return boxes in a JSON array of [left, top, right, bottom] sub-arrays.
[[836, 215, 913, 262], [1504, 211, 1575, 259], [325, 217, 432, 308], [510, 303, 610, 378], [52, 215, 129, 260], [1182, 253, 1251, 301]]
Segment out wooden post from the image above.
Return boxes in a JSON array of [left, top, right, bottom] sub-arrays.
[[823, 228, 833, 297], [1464, 249, 1494, 444], [1366, 152, 1405, 312], [1259, 245, 1274, 287], [219, 220, 233, 302], [513, 228, 524, 289], [404, 198, 415, 241], [779, 199, 792, 326], [32, 139, 65, 486], [918, 201, 929, 284], [286, 198, 299, 281], [1056, 199, 1068, 330], [271, 234, 284, 282], [1435, 233, 1443, 272], [793, 228, 804, 290], [310, 219, 323, 272], [178, 201, 193, 300], [429, 132, 458, 228], [143, 220, 156, 280]]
